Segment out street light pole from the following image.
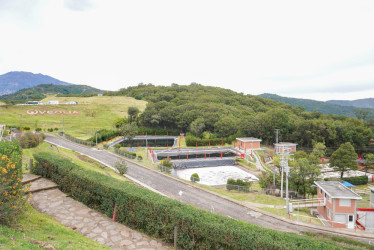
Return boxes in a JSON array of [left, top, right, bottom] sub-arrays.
[[146, 132, 148, 159], [96, 130, 98, 149]]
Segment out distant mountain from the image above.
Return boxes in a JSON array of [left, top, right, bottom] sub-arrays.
[[0, 71, 73, 95], [259, 93, 374, 118], [0, 84, 102, 102], [327, 98, 374, 109]]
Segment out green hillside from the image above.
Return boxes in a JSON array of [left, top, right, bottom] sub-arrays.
[[259, 93, 374, 118], [0, 96, 146, 139], [0, 84, 102, 103], [105, 84, 374, 150], [328, 98, 374, 109]]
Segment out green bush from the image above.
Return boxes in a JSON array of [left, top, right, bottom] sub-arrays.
[[226, 178, 252, 192], [343, 176, 368, 185], [32, 152, 340, 250], [190, 173, 200, 182], [185, 134, 226, 147], [88, 129, 122, 143], [115, 160, 128, 175], [17, 132, 45, 148], [35, 128, 42, 132], [324, 176, 368, 185]]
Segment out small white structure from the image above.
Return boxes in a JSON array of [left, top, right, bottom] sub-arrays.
[[97, 93, 103, 96], [65, 101, 78, 105], [274, 142, 297, 154], [46, 100, 59, 105]]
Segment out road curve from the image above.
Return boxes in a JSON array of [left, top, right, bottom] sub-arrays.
[[44, 134, 374, 244]]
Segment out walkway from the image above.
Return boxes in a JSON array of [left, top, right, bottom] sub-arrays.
[[24, 174, 170, 250]]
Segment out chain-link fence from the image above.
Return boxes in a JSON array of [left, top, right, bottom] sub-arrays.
[[226, 184, 251, 193], [113, 148, 136, 159], [158, 165, 172, 174], [59, 132, 95, 147]]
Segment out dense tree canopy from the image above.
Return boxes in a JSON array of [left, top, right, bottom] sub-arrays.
[[105, 84, 374, 151], [330, 142, 358, 179]]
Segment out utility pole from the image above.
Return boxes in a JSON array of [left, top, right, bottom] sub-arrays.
[[146, 132, 148, 159], [62, 117, 65, 135], [96, 130, 98, 149], [280, 147, 291, 213], [275, 129, 280, 144]]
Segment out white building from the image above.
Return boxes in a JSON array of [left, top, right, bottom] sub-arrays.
[[65, 101, 78, 105], [46, 100, 59, 105]]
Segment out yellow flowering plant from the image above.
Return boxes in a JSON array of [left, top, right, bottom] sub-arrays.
[[0, 141, 28, 225]]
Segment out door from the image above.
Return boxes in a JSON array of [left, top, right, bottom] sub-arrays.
[[348, 215, 354, 229]]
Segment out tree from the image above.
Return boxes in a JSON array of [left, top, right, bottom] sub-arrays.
[[113, 117, 128, 128], [122, 122, 138, 140], [189, 118, 205, 137], [330, 142, 358, 179], [309, 142, 326, 164], [289, 158, 320, 198], [363, 153, 374, 174], [354, 108, 370, 121], [128, 106, 140, 123]]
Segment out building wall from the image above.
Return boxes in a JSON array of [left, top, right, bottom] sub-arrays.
[[317, 187, 348, 228], [237, 141, 260, 150], [275, 145, 296, 153]]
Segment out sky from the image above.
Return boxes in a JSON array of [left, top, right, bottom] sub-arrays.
[[0, 0, 374, 101]]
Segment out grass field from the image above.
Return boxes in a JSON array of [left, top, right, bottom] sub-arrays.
[[0, 96, 146, 139]]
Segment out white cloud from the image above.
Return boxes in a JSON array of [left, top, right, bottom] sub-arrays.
[[0, 0, 374, 101]]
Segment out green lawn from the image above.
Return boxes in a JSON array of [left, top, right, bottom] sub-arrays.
[[0, 96, 146, 139], [23, 142, 130, 182], [0, 204, 108, 249]]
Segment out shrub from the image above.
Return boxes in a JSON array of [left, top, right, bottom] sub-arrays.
[[137, 156, 143, 161], [88, 129, 122, 143], [32, 152, 339, 249], [47, 128, 54, 132], [35, 128, 42, 132], [17, 132, 45, 148], [161, 159, 173, 169], [226, 178, 252, 192], [343, 176, 368, 185], [190, 173, 200, 182], [185, 134, 226, 147], [115, 160, 128, 175], [54, 128, 59, 131], [23, 127, 30, 131], [0, 141, 28, 225]]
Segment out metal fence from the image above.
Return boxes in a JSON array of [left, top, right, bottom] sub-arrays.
[[226, 184, 251, 193], [158, 165, 172, 174], [114, 148, 136, 159], [60, 132, 95, 147]]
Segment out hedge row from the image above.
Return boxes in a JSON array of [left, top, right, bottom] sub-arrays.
[[324, 175, 368, 185], [62, 133, 95, 147], [113, 148, 136, 159], [138, 127, 180, 136], [88, 129, 122, 143], [185, 135, 227, 147], [343, 175, 368, 185], [32, 152, 339, 249]]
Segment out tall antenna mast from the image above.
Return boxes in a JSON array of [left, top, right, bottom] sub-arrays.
[[275, 129, 280, 144]]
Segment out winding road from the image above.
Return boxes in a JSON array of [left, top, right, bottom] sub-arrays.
[[45, 134, 374, 245]]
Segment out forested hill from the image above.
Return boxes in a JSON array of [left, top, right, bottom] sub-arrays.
[[328, 98, 374, 109], [106, 84, 374, 150], [0, 84, 102, 103], [259, 93, 374, 119], [0, 71, 73, 95]]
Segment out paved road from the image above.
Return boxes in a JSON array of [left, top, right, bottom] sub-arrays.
[[45, 135, 374, 244]]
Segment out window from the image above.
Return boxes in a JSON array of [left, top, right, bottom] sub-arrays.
[[328, 195, 332, 203], [339, 199, 351, 207], [320, 188, 322, 194], [335, 214, 346, 223], [349, 215, 353, 222], [327, 208, 331, 218]]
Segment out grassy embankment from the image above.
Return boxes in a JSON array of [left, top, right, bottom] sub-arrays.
[[0, 96, 146, 139], [0, 204, 109, 249], [1, 141, 119, 249]]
